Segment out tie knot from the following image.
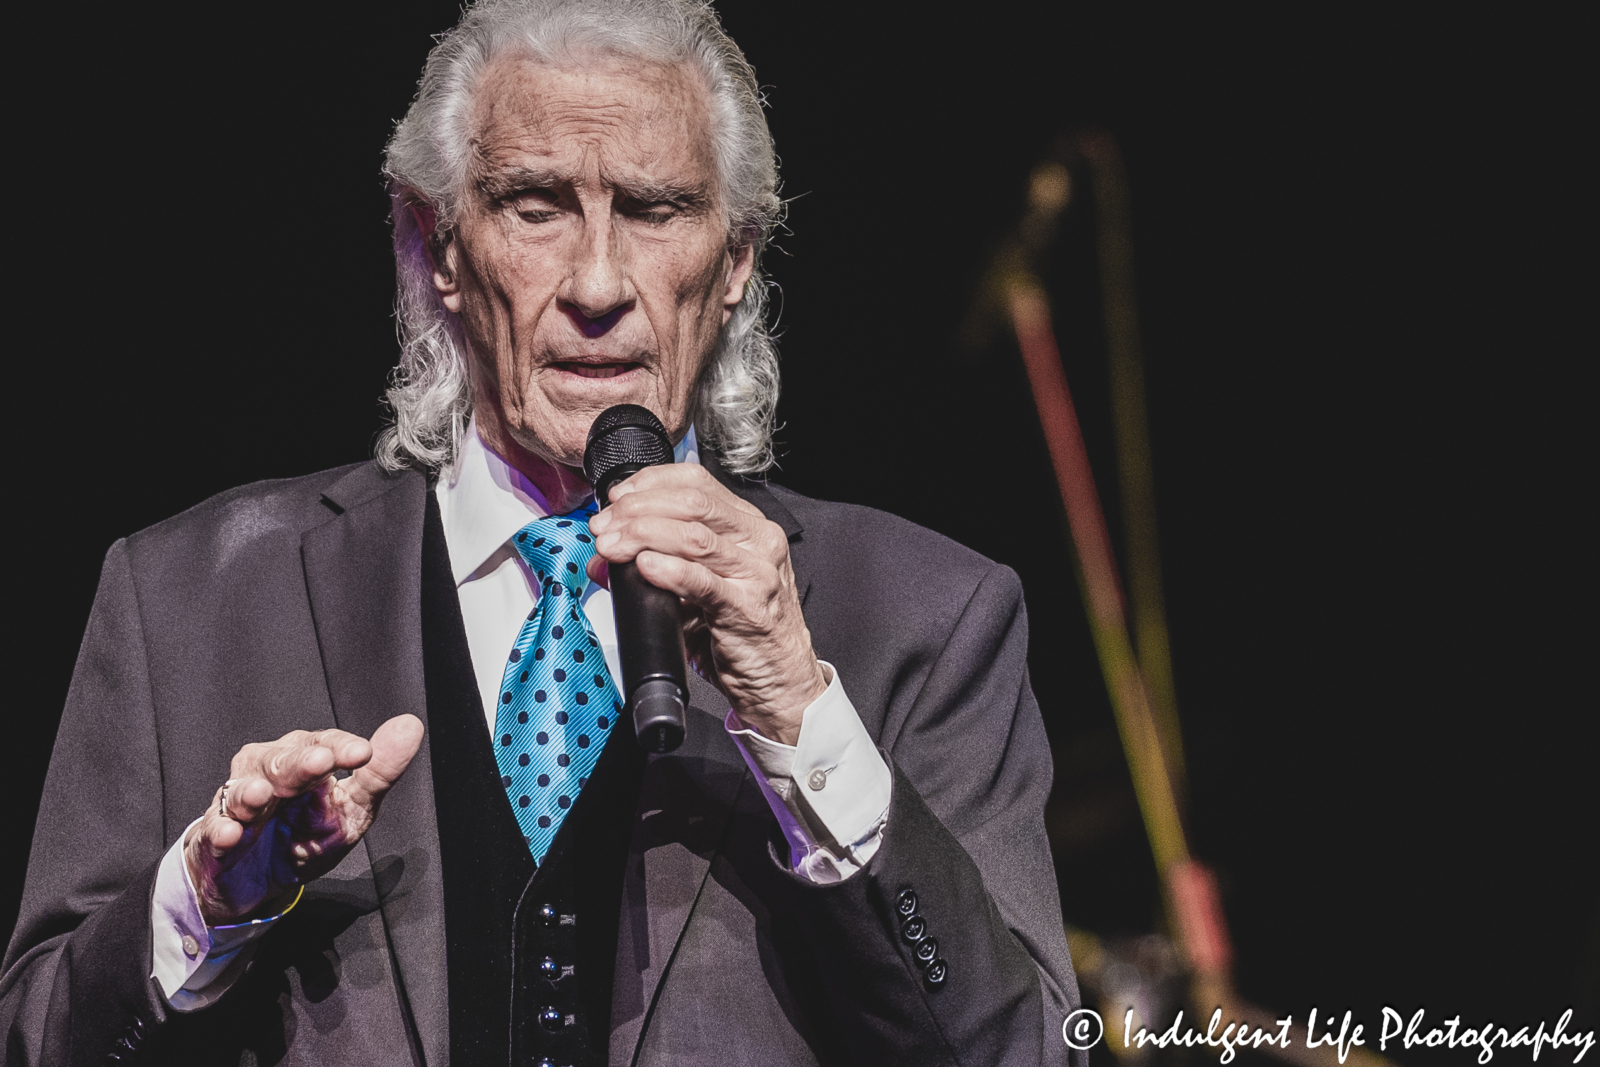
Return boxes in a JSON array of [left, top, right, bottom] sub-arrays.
[[511, 506, 598, 600]]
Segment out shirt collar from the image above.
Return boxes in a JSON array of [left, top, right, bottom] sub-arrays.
[[437, 415, 700, 586]]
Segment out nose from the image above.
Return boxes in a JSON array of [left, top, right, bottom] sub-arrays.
[[559, 213, 634, 338]]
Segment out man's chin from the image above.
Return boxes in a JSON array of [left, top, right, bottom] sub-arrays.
[[529, 389, 680, 449], [506, 405, 627, 472]]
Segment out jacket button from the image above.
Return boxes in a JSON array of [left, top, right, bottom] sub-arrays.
[[895, 889, 918, 917], [537, 903, 558, 926], [539, 1007, 564, 1032], [900, 915, 927, 943], [915, 937, 938, 964], [806, 768, 827, 791], [925, 958, 948, 988]]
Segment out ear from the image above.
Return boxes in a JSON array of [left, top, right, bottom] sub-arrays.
[[720, 239, 756, 325], [410, 199, 463, 313]]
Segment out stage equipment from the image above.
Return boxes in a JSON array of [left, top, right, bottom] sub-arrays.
[[986, 134, 1396, 1067], [584, 404, 690, 753]]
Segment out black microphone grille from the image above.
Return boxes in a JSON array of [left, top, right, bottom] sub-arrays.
[[583, 404, 674, 489]]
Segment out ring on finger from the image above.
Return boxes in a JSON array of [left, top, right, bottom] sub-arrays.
[[220, 779, 237, 821]]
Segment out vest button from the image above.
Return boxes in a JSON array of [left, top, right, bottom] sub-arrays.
[[539, 1007, 564, 1032], [537, 903, 558, 926], [539, 956, 560, 979]]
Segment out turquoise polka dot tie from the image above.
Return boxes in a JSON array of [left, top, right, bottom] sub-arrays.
[[494, 505, 624, 863]]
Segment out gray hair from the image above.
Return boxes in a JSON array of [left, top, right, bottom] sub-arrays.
[[377, 0, 782, 476]]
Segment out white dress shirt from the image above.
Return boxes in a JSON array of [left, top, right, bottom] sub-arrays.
[[149, 420, 892, 1007]]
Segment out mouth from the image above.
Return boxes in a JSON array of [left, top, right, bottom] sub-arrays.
[[550, 360, 644, 380]]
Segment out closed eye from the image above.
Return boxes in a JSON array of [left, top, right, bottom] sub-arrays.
[[629, 201, 681, 225], [618, 187, 709, 224], [510, 188, 563, 221]]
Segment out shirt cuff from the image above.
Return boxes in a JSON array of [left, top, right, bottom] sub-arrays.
[[150, 820, 299, 1012], [724, 661, 892, 883]]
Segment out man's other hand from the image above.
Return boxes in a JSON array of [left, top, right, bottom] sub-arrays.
[[586, 464, 826, 746], [183, 715, 424, 926]]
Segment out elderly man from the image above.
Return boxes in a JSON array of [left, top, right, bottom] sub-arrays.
[[2, 0, 1082, 1064]]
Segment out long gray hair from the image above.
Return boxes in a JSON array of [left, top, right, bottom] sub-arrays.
[[377, 0, 782, 476]]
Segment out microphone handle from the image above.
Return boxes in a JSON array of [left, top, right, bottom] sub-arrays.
[[610, 559, 688, 753]]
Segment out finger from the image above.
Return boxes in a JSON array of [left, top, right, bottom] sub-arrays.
[[585, 555, 610, 589], [191, 787, 248, 854], [593, 490, 762, 550], [594, 515, 762, 581], [344, 714, 425, 809], [205, 814, 245, 854], [633, 549, 732, 609], [188, 778, 270, 864], [603, 463, 764, 521], [252, 729, 372, 797], [219, 775, 278, 824], [591, 481, 789, 572], [301, 729, 376, 771], [257, 742, 339, 796]]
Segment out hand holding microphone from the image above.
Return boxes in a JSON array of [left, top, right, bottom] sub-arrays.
[[583, 405, 827, 752], [584, 406, 691, 752]]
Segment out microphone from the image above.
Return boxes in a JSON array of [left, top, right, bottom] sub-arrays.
[[583, 405, 689, 753]]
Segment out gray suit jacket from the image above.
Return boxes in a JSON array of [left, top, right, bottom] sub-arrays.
[[1, 460, 1083, 1066]]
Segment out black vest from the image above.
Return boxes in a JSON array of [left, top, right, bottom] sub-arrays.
[[421, 492, 645, 1066]]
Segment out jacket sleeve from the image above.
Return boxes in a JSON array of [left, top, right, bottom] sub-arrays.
[[1, 539, 176, 1065], [775, 563, 1085, 1067]]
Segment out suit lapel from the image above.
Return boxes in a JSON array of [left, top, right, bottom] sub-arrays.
[[301, 465, 449, 1066]]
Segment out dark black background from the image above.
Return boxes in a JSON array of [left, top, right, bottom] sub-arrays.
[[9, 0, 1594, 1048]]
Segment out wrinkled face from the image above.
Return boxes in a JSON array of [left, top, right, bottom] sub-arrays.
[[430, 54, 753, 467]]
